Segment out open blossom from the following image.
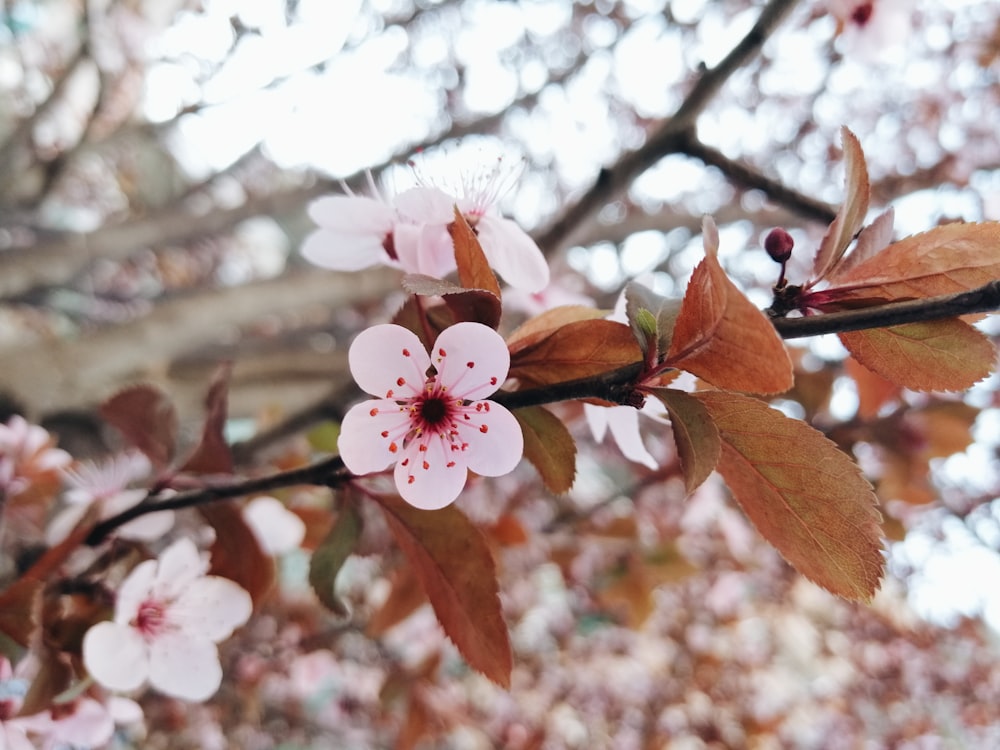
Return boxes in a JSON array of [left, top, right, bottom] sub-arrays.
[[828, 0, 913, 61], [301, 164, 549, 292], [82, 538, 252, 702], [338, 322, 523, 509], [47, 451, 173, 544]]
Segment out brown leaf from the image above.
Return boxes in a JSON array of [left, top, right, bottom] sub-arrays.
[[506, 305, 608, 351], [450, 207, 502, 298], [309, 501, 362, 617], [18, 646, 72, 717], [648, 388, 720, 494], [840, 319, 995, 392], [375, 494, 512, 687], [100, 384, 178, 470], [824, 221, 1000, 303], [514, 405, 577, 494], [401, 273, 501, 329], [367, 563, 428, 637], [845, 356, 901, 420], [812, 127, 871, 282], [509, 319, 642, 388], [181, 362, 235, 475], [0, 517, 95, 647], [199, 503, 275, 605], [666, 223, 793, 394], [695, 390, 884, 602]]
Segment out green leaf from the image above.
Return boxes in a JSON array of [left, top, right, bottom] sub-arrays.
[[624, 281, 682, 358], [515, 405, 577, 494], [376, 495, 512, 687], [695, 390, 884, 602], [309, 500, 363, 617]]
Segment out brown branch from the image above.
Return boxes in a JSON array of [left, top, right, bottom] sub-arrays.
[[771, 281, 1000, 338], [85, 455, 348, 545], [80, 281, 1000, 544], [533, 0, 800, 252]]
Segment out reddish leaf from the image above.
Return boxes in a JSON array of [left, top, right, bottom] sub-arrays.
[[514, 405, 577, 494], [402, 273, 501, 329], [648, 388, 720, 494], [666, 220, 793, 394], [0, 516, 95, 647], [18, 646, 72, 717], [181, 362, 234, 475], [509, 319, 642, 388], [100, 384, 178, 470], [823, 221, 1000, 304], [199, 503, 275, 605], [507, 305, 608, 352], [450, 208, 502, 298], [367, 563, 428, 637], [845, 356, 901, 420], [309, 501, 362, 617], [840, 319, 995, 391], [826, 207, 895, 284], [812, 127, 871, 282], [375, 494, 512, 687], [695, 390, 884, 602]]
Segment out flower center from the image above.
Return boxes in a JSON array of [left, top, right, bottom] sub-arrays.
[[851, 2, 873, 25], [134, 598, 169, 639], [419, 396, 448, 425]]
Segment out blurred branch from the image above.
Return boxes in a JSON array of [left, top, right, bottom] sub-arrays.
[[535, 0, 800, 252], [0, 267, 398, 418], [0, 44, 91, 182]]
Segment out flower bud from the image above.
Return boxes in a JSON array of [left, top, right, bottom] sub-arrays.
[[764, 228, 794, 263]]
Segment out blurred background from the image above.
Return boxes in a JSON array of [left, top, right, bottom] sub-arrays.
[[4, 0, 1000, 746]]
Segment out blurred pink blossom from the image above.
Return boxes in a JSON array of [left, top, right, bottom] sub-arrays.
[[243, 495, 306, 555], [82, 538, 253, 702], [47, 451, 173, 544], [828, 0, 914, 61], [338, 323, 523, 509], [0, 416, 71, 497], [302, 164, 549, 291]]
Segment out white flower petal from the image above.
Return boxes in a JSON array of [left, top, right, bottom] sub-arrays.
[[394, 437, 468, 510], [82, 622, 149, 692], [394, 187, 455, 224], [243, 496, 306, 555], [338, 400, 411, 476], [584, 403, 610, 442], [348, 324, 430, 399], [605, 406, 658, 470], [307, 195, 394, 234], [476, 216, 550, 292], [460, 403, 523, 477], [114, 559, 158, 624], [118, 510, 175, 542], [148, 632, 222, 702], [174, 576, 253, 641], [44, 503, 90, 545], [153, 538, 206, 599], [431, 322, 509, 401], [301, 228, 387, 272], [47, 698, 114, 746]]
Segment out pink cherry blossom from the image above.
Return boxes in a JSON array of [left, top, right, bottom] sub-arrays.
[[338, 322, 523, 510], [47, 451, 173, 544], [82, 538, 253, 702], [0, 416, 71, 497], [828, 0, 913, 62], [584, 403, 661, 471], [301, 161, 550, 292]]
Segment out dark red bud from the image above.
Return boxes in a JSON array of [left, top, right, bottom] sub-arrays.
[[764, 228, 794, 263]]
